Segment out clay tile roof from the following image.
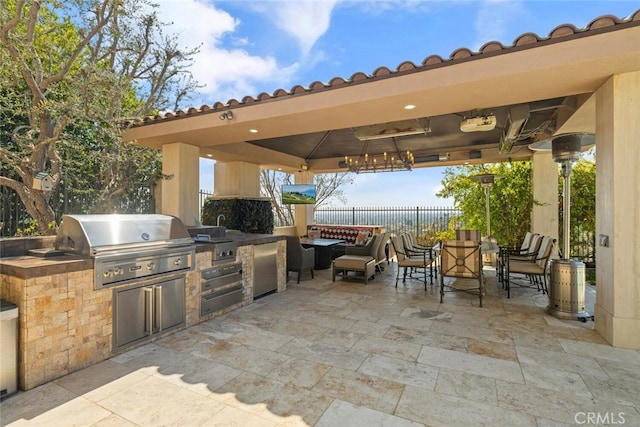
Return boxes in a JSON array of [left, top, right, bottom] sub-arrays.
[[479, 41, 506, 54], [291, 85, 307, 94], [130, 9, 640, 127], [349, 71, 368, 81], [422, 55, 445, 66], [309, 81, 326, 90], [397, 61, 418, 72], [328, 76, 347, 86]]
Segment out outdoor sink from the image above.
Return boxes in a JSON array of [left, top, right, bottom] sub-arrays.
[[186, 225, 227, 240]]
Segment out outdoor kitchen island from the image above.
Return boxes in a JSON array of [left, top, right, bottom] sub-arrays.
[[0, 230, 286, 392]]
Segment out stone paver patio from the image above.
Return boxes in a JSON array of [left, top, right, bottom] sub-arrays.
[[2, 263, 638, 426]]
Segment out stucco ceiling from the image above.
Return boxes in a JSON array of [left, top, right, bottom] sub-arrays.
[[123, 11, 640, 174]]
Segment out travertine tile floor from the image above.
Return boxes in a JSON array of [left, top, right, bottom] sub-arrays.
[[2, 264, 639, 426]]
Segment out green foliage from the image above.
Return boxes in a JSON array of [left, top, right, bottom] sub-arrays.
[[559, 156, 596, 259], [202, 199, 274, 234], [437, 162, 537, 248], [437, 158, 596, 261], [425, 216, 458, 245], [1, 0, 199, 234], [14, 219, 41, 237]]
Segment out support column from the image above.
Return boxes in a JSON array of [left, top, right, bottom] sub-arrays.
[[294, 171, 314, 237], [531, 151, 559, 246], [594, 72, 640, 350], [161, 143, 199, 225]]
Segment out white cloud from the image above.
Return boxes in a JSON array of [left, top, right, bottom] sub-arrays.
[[153, 0, 299, 106], [474, 0, 526, 49], [268, 0, 339, 56]]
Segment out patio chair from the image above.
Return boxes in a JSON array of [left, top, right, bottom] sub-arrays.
[[286, 236, 315, 283], [455, 229, 481, 241], [401, 232, 437, 278], [504, 235, 556, 298], [439, 239, 484, 307], [390, 235, 433, 290], [345, 232, 382, 258], [400, 232, 437, 278], [344, 232, 387, 273], [498, 233, 542, 283], [375, 232, 391, 272]]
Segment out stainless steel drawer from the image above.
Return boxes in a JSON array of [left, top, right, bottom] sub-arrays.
[[200, 285, 243, 317]]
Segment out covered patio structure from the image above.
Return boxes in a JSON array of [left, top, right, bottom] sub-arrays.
[[123, 11, 640, 350]]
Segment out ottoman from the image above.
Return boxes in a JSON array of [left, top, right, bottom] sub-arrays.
[[332, 255, 376, 285]]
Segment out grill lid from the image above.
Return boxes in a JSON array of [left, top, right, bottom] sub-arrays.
[[55, 214, 194, 256]]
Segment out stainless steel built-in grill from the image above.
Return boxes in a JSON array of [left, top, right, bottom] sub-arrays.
[[55, 214, 196, 351], [55, 214, 196, 289]]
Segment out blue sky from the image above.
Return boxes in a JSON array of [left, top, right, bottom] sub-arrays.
[[154, 0, 637, 207]]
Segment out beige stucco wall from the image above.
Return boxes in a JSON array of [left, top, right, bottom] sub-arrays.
[[214, 161, 260, 197], [594, 71, 640, 350]]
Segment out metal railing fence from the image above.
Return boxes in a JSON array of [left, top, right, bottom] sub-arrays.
[[1, 185, 154, 237], [3, 187, 595, 265], [197, 190, 595, 264], [313, 206, 461, 240]]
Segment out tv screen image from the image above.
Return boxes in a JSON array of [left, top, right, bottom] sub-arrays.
[[282, 184, 316, 204]]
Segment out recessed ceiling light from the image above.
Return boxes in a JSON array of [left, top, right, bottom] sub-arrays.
[[404, 104, 416, 110], [249, 129, 258, 133], [207, 154, 213, 157]]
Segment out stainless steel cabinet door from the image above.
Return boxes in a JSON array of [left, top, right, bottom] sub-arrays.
[[114, 276, 185, 350], [114, 285, 149, 348], [254, 242, 278, 298], [154, 277, 185, 331]]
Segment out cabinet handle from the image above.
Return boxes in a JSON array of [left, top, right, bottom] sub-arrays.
[[155, 284, 163, 332], [144, 287, 153, 334]]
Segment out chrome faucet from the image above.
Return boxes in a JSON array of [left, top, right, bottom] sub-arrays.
[[216, 214, 226, 226]]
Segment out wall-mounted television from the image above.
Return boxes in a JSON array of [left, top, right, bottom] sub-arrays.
[[282, 184, 316, 205]]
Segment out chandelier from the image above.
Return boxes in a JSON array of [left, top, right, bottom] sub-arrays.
[[344, 150, 414, 174]]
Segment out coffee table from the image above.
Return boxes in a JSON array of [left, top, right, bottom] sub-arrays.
[[299, 238, 345, 269]]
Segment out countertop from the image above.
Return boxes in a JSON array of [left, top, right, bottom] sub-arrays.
[[1, 232, 286, 278], [194, 232, 285, 252], [0, 255, 93, 279]]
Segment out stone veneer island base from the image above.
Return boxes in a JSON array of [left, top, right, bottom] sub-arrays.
[[0, 234, 286, 391]]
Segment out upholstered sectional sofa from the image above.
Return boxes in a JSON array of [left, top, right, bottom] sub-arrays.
[[306, 224, 384, 245]]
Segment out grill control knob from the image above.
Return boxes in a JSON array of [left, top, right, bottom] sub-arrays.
[[147, 262, 155, 270], [228, 250, 234, 256], [174, 258, 182, 266]]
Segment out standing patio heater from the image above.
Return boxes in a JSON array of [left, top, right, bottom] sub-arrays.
[[471, 173, 499, 265], [529, 132, 595, 321], [471, 173, 499, 237]]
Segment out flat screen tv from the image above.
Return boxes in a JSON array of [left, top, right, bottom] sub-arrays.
[[282, 184, 316, 205]]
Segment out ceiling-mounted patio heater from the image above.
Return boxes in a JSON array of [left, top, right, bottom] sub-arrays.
[[529, 132, 595, 322]]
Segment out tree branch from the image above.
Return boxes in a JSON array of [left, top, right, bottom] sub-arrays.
[[41, 1, 114, 89]]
